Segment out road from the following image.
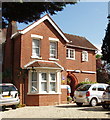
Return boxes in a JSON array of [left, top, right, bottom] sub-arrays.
[[0, 103, 110, 119]]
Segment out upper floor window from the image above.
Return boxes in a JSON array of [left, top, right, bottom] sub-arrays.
[[66, 48, 75, 60], [50, 42, 57, 58], [82, 51, 88, 62], [32, 39, 40, 57]]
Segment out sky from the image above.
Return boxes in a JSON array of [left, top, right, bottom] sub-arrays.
[[17, 1, 110, 54]]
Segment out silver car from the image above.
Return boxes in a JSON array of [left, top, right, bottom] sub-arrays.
[[101, 85, 110, 109], [74, 83, 108, 107], [0, 83, 20, 111]]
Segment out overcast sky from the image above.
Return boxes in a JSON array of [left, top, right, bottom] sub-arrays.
[[17, 1, 110, 54]]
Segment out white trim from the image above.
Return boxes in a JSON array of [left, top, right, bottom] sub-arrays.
[[66, 48, 75, 60], [66, 44, 97, 51], [81, 71, 96, 74], [11, 32, 19, 39], [66, 69, 81, 73], [49, 37, 59, 41], [31, 56, 42, 59], [31, 34, 43, 39], [27, 92, 61, 95], [49, 58, 59, 61], [24, 59, 64, 70], [12, 15, 69, 42], [27, 67, 61, 70]]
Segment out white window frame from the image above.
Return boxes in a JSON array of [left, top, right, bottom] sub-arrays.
[[66, 48, 75, 60], [82, 51, 88, 62], [28, 69, 61, 94], [50, 41, 57, 59], [31, 34, 43, 59]]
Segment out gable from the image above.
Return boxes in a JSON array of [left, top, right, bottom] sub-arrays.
[[12, 14, 69, 43]]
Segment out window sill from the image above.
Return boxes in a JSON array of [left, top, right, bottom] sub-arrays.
[[31, 56, 42, 59], [27, 92, 61, 95], [49, 58, 59, 61], [66, 58, 75, 60]]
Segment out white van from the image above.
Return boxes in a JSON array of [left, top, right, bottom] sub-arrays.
[[0, 83, 20, 111], [74, 83, 109, 107]]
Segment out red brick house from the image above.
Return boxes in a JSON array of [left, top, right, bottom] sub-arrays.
[[3, 14, 97, 106]]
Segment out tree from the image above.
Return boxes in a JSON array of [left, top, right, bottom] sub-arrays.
[[2, 2, 77, 28], [101, 18, 110, 63], [96, 56, 109, 84]]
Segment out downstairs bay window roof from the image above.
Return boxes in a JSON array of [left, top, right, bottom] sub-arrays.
[[24, 60, 64, 70]]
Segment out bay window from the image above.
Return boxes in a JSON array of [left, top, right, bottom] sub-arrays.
[[29, 70, 60, 94]]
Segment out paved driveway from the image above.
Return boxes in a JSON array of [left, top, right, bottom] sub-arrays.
[[0, 103, 110, 119]]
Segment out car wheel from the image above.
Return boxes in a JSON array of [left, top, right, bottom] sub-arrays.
[[102, 104, 109, 109], [76, 102, 83, 107], [90, 98, 97, 107], [11, 105, 16, 109]]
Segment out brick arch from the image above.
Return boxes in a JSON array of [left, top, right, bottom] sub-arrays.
[[67, 72, 78, 98]]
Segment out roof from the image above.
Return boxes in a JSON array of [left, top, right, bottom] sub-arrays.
[[24, 60, 64, 70], [64, 33, 98, 50]]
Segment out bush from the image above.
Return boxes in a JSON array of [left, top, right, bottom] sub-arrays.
[[75, 81, 97, 89]]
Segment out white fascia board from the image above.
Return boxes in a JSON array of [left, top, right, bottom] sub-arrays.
[[81, 71, 96, 74], [66, 69, 81, 73], [19, 15, 69, 43], [31, 34, 43, 39], [11, 32, 20, 39], [49, 37, 59, 41], [27, 67, 61, 70], [66, 44, 97, 51], [24, 59, 64, 70]]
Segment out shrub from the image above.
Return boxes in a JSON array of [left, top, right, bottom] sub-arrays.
[[75, 81, 97, 89]]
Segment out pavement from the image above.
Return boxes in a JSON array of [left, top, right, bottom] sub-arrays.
[[0, 103, 110, 119]]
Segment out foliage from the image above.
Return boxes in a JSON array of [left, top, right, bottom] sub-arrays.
[[2, 2, 77, 28], [96, 54, 102, 59], [101, 21, 110, 63], [67, 96, 72, 103], [96, 58, 110, 84], [75, 81, 96, 89]]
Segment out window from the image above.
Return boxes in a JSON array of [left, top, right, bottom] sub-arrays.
[[31, 72, 37, 92], [41, 73, 47, 92], [82, 51, 88, 62], [50, 42, 57, 58], [32, 39, 40, 57], [50, 73, 56, 91], [29, 70, 60, 94], [98, 85, 105, 91], [92, 86, 97, 91], [66, 48, 75, 59]]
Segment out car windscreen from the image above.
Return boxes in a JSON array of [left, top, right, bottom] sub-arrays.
[[0, 85, 17, 92], [106, 86, 110, 92], [76, 85, 91, 91]]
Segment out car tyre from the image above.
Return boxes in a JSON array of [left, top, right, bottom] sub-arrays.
[[102, 104, 109, 109], [11, 105, 16, 109], [90, 98, 97, 107], [76, 102, 83, 107]]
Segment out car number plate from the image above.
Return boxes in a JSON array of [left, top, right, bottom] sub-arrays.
[[79, 95, 82, 97], [3, 96, 11, 98]]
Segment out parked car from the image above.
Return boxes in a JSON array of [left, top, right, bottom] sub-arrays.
[[0, 83, 20, 111], [101, 85, 110, 109], [74, 83, 109, 107]]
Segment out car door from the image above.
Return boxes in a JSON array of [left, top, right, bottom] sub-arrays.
[[97, 85, 106, 102]]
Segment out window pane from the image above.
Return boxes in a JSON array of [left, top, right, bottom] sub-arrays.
[[31, 82, 37, 92], [41, 73, 47, 81], [41, 82, 47, 91], [50, 73, 55, 81], [66, 49, 69, 57], [50, 82, 55, 91], [50, 42, 57, 58], [98, 85, 105, 91], [32, 39, 40, 56], [32, 72, 37, 81], [70, 50, 74, 58]]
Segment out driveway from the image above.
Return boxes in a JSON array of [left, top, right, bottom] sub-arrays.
[[0, 103, 110, 119]]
